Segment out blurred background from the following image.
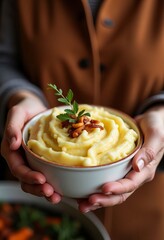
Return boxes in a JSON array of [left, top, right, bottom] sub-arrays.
[[0, 0, 14, 181]]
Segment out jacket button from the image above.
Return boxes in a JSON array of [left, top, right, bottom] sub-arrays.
[[103, 18, 114, 27], [78, 59, 90, 69], [100, 63, 106, 72]]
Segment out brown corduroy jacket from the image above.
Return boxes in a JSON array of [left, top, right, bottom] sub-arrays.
[[16, 0, 164, 115], [15, 1, 164, 239]]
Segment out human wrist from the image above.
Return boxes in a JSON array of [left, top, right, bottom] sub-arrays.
[[147, 103, 164, 121], [7, 90, 45, 109]]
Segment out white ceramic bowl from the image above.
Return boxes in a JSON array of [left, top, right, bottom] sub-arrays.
[[0, 181, 110, 240], [22, 106, 142, 198]]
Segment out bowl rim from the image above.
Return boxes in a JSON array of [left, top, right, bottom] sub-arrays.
[[22, 105, 143, 170]]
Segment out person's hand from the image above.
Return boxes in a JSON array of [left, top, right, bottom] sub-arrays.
[[78, 106, 164, 213], [1, 91, 62, 204]]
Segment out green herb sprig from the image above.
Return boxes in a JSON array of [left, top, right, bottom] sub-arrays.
[[48, 84, 90, 123]]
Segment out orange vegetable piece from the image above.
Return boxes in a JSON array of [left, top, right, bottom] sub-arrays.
[[8, 227, 34, 240], [0, 218, 5, 230], [2, 203, 13, 213]]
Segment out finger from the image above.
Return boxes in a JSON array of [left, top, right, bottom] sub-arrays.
[[13, 163, 46, 185], [78, 162, 161, 213], [78, 199, 102, 213], [2, 141, 46, 184], [45, 193, 62, 204], [101, 149, 163, 197], [21, 182, 55, 197], [90, 192, 131, 207], [78, 192, 131, 213], [133, 142, 162, 172], [102, 177, 137, 195], [5, 106, 28, 150], [133, 118, 164, 171], [102, 166, 152, 196], [78, 169, 148, 212]]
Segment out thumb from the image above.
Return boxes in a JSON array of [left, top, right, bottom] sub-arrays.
[[5, 106, 28, 150], [132, 122, 162, 172], [133, 145, 155, 172]]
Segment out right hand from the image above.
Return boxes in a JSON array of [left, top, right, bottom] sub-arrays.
[[1, 91, 62, 204]]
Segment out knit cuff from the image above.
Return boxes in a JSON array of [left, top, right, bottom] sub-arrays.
[[135, 92, 164, 115]]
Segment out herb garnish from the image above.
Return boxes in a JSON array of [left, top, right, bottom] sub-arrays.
[[48, 84, 103, 138], [48, 84, 90, 123]]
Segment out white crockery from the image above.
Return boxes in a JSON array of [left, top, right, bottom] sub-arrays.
[[0, 181, 110, 240], [22, 106, 142, 198]]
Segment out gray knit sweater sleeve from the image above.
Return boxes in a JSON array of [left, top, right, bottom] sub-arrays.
[[134, 92, 164, 115], [0, 0, 48, 136]]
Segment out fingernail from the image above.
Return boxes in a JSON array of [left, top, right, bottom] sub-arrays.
[[83, 209, 90, 213], [90, 205, 102, 211], [104, 191, 112, 195], [93, 202, 100, 206], [137, 159, 144, 171], [83, 205, 101, 213]]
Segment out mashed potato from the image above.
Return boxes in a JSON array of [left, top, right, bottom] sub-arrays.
[[27, 105, 138, 167]]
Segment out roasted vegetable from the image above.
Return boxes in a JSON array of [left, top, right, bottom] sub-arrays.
[[0, 203, 88, 240]]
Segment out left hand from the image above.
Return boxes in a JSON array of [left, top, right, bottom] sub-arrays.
[[78, 106, 164, 213]]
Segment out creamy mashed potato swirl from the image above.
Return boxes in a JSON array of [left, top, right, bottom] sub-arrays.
[[27, 105, 138, 167]]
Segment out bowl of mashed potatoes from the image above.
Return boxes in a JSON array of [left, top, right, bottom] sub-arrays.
[[22, 105, 142, 198]]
